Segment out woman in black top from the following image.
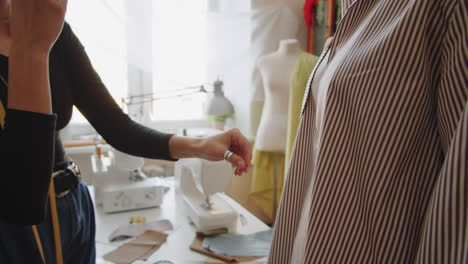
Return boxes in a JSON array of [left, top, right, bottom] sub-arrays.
[[0, 1, 252, 263]]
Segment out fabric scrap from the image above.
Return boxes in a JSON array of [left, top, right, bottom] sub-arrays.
[[108, 219, 173, 242], [103, 231, 168, 264], [202, 229, 273, 257]]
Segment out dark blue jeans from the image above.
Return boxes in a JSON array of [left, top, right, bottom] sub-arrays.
[[0, 182, 96, 264]]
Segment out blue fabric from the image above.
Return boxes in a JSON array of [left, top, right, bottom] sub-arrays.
[[0, 182, 96, 263], [203, 229, 273, 257]]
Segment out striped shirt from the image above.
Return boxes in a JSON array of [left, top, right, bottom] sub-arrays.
[[269, 0, 467, 263]]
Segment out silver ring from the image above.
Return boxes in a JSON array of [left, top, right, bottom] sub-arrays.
[[224, 150, 234, 162]]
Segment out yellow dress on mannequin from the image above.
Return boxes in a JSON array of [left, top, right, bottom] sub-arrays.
[[250, 150, 285, 222]]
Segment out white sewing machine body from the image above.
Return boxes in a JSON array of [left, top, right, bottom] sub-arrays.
[[91, 149, 165, 213], [175, 158, 238, 233], [174, 128, 238, 233], [175, 159, 238, 233]]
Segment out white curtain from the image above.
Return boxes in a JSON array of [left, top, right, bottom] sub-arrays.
[[124, 0, 154, 123]]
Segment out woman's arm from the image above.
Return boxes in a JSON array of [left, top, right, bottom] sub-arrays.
[[0, 0, 67, 225], [63, 23, 175, 161]]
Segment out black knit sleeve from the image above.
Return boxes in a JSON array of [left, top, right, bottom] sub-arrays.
[[0, 109, 56, 225], [61, 23, 176, 161]]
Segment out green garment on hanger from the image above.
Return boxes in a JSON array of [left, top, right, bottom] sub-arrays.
[[250, 150, 285, 223], [285, 52, 319, 175]]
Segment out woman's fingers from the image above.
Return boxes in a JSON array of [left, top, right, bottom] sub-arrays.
[[228, 153, 246, 171], [228, 128, 252, 169]]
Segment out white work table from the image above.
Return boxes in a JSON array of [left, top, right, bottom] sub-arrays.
[[91, 179, 270, 263]]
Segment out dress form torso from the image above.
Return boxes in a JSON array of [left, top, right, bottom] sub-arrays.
[[255, 39, 301, 152]]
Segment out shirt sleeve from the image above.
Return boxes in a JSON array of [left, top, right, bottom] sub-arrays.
[[60, 23, 176, 161], [0, 109, 56, 225], [415, 0, 468, 262]]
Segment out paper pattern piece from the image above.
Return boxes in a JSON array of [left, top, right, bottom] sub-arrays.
[[103, 231, 168, 264], [108, 219, 173, 242]]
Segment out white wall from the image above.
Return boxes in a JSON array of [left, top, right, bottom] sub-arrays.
[[205, 1, 253, 137]]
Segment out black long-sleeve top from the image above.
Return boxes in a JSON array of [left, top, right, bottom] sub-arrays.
[[0, 23, 175, 225]]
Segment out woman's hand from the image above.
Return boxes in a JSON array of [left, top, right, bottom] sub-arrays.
[[197, 128, 252, 176], [11, 0, 68, 54], [169, 129, 252, 176]]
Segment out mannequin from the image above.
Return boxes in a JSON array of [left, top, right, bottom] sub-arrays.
[[255, 39, 302, 152], [250, 39, 302, 223]]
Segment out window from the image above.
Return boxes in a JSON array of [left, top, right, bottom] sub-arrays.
[[65, 0, 208, 125], [65, 0, 127, 124], [151, 0, 208, 121]]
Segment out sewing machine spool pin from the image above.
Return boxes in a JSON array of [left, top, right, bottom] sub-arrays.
[[201, 196, 212, 210]]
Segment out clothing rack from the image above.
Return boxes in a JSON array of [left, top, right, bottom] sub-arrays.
[[306, 0, 338, 54]]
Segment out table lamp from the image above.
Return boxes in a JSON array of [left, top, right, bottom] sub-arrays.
[[206, 79, 234, 130]]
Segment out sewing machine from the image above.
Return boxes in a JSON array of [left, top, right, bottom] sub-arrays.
[[91, 148, 165, 213], [174, 129, 238, 233], [175, 158, 238, 233]]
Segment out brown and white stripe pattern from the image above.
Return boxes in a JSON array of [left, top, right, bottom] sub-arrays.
[[269, 0, 467, 263]]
